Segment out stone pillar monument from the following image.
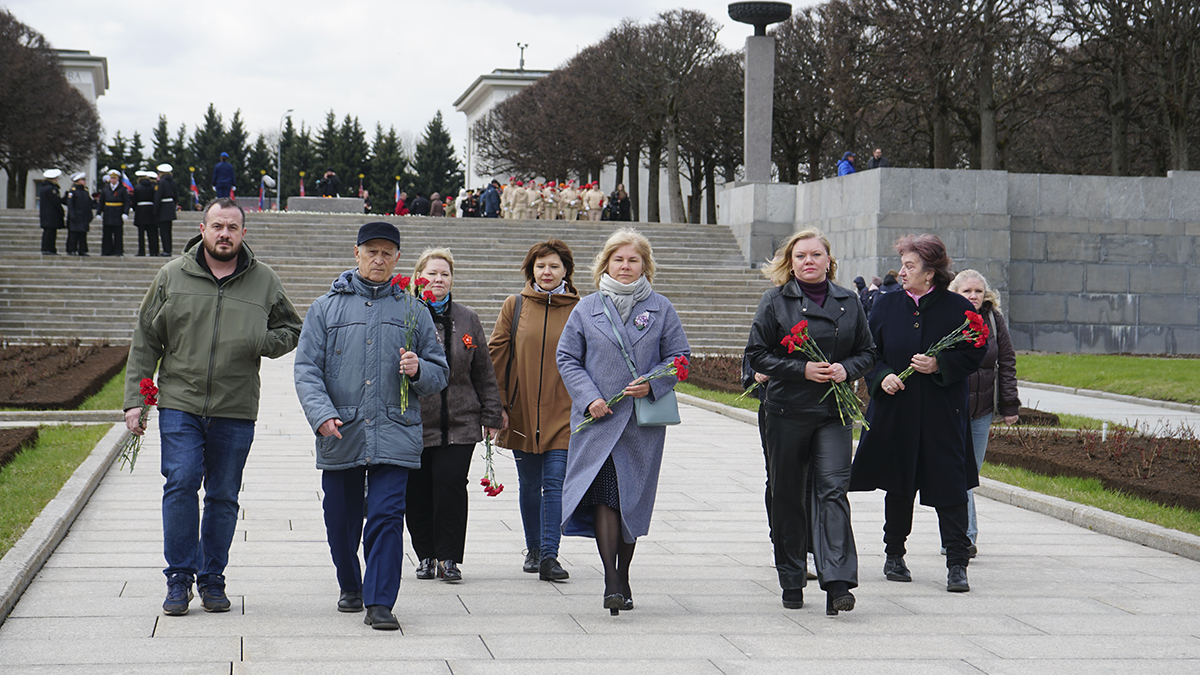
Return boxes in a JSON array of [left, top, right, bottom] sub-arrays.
[[721, 2, 793, 264], [730, 2, 790, 182]]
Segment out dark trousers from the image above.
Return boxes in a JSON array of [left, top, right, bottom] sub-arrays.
[[883, 491, 971, 567], [137, 225, 159, 256], [40, 228, 58, 253], [763, 408, 859, 591], [322, 464, 409, 609], [158, 221, 173, 255], [101, 224, 123, 255], [405, 444, 474, 563], [66, 230, 88, 255]]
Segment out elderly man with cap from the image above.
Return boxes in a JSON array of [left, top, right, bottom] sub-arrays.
[[213, 152, 235, 199], [155, 164, 178, 257], [133, 170, 159, 256], [294, 221, 449, 631], [124, 197, 302, 617], [64, 172, 94, 256], [99, 168, 131, 255], [38, 169, 65, 254]]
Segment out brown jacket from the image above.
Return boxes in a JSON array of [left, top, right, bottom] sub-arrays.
[[966, 305, 1020, 420], [420, 298, 504, 448], [488, 283, 580, 453]]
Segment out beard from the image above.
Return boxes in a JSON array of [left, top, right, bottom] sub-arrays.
[[204, 238, 240, 262]]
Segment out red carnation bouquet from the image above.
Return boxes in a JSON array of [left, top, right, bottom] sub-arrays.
[[778, 320, 869, 429], [390, 274, 434, 412], [573, 356, 689, 433], [479, 435, 504, 497], [896, 310, 989, 382], [118, 378, 158, 471]]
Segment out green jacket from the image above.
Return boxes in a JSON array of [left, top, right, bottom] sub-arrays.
[[124, 235, 302, 420]]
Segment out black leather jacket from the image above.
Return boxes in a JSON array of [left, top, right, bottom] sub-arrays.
[[745, 279, 876, 417]]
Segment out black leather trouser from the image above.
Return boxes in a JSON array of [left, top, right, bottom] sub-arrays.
[[763, 406, 859, 591]]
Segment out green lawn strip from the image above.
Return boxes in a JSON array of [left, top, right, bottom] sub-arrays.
[[0, 424, 112, 557], [1018, 354, 1200, 406], [981, 462, 1200, 538], [676, 382, 759, 413], [79, 366, 126, 411]]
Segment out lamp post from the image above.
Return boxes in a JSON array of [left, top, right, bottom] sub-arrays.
[[277, 109, 293, 209]]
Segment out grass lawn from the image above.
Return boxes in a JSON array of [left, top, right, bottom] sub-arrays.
[[0, 424, 111, 557], [981, 463, 1200, 538], [1018, 353, 1200, 406], [79, 366, 126, 410]]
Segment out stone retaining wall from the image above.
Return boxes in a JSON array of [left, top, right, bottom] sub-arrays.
[[719, 168, 1200, 354]]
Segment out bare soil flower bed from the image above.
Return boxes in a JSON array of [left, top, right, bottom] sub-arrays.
[[696, 352, 1200, 512], [0, 427, 39, 470], [0, 343, 129, 409]]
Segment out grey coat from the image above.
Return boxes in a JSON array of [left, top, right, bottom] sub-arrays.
[[556, 290, 690, 541], [294, 269, 449, 471]]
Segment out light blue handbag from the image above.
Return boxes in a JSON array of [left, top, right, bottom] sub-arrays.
[[601, 300, 681, 427]]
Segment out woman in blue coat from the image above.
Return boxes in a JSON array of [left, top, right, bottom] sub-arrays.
[[849, 234, 985, 593], [556, 228, 690, 615]]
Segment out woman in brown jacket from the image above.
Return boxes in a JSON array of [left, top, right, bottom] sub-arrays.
[[489, 239, 580, 581], [408, 248, 505, 582]]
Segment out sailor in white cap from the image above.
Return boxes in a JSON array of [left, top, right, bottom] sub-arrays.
[[99, 168, 130, 255], [65, 172, 94, 256], [39, 169, 65, 254], [155, 164, 178, 256], [134, 170, 159, 256]]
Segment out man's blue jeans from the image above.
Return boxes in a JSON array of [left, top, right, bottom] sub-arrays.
[[159, 409, 255, 586], [513, 448, 567, 560]]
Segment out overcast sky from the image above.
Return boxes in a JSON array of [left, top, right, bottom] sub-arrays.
[[9, 0, 816, 163]]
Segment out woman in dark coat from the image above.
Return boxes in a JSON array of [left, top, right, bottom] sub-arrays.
[[407, 248, 505, 583], [557, 228, 690, 615], [949, 269, 1020, 554], [849, 234, 985, 593], [746, 228, 875, 615]]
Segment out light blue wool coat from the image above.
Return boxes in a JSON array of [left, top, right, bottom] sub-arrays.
[[294, 269, 449, 471], [556, 290, 690, 542]]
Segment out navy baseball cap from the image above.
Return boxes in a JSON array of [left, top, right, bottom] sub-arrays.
[[356, 221, 400, 247]]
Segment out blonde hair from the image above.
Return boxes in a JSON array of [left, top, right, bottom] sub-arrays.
[[592, 227, 655, 287], [762, 228, 837, 286], [414, 247, 455, 279], [949, 269, 1001, 314]]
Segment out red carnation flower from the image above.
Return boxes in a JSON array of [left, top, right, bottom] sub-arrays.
[[423, 290, 437, 303], [391, 274, 411, 288], [792, 320, 808, 335]]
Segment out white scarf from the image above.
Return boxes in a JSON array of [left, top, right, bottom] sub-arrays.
[[599, 273, 652, 323]]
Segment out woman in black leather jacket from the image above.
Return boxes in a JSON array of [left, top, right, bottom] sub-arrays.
[[745, 228, 875, 616]]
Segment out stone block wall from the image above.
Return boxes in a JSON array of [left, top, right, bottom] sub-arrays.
[[719, 168, 1200, 354]]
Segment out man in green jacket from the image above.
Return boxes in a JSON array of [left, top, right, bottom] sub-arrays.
[[124, 197, 302, 617]]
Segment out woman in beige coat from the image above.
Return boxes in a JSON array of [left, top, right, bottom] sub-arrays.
[[489, 238, 580, 581]]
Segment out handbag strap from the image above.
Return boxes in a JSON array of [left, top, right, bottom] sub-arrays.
[[599, 298, 640, 381]]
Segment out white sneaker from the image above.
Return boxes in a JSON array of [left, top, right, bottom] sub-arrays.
[[806, 553, 817, 580]]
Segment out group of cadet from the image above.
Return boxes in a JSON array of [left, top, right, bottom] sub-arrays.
[[478, 179, 609, 221], [37, 165, 180, 257]]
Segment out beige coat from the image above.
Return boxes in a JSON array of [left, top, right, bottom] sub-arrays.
[[488, 283, 580, 454]]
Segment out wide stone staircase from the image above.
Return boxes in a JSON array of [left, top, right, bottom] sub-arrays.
[[0, 211, 771, 353]]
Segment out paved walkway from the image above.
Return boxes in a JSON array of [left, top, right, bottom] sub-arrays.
[[2, 355, 1200, 673], [1018, 381, 1200, 431]]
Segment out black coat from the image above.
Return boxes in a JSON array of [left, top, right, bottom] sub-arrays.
[[39, 182, 64, 229], [746, 279, 875, 417], [65, 185, 94, 232], [99, 182, 130, 227], [849, 287, 986, 507], [156, 175, 178, 222], [967, 305, 1020, 420], [133, 179, 156, 226]]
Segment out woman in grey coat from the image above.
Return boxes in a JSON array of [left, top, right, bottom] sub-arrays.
[[556, 228, 690, 615]]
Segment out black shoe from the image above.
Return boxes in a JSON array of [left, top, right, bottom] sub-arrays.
[[604, 593, 625, 616], [825, 581, 855, 616], [523, 549, 540, 573], [539, 557, 569, 581], [969, 544, 978, 558], [947, 565, 970, 592], [364, 604, 400, 630], [884, 555, 912, 582], [162, 574, 194, 616], [198, 578, 231, 612], [782, 588, 804, 609], [415, 558, 436, 580], [338, 590, 363, 613], [136, 253, 146, 257], [438, 560, 462, 582], [160, 252, 171, 257]]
